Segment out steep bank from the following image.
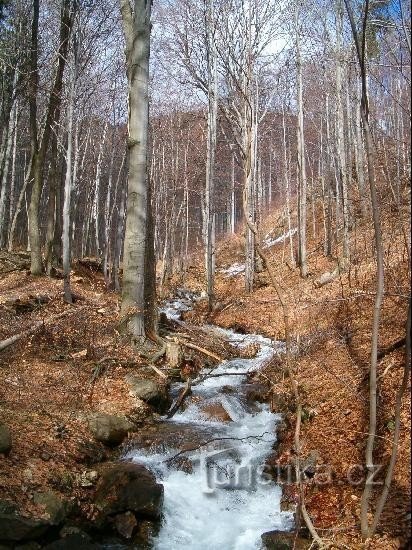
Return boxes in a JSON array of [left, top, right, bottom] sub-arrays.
[[178, 207, 411, 549]]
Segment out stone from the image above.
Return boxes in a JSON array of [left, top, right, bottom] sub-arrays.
[[22, 469, 33, 483], [0, 514, 49, 542], [0, 501, 17, 515], [0, 424, 11, 455], [221, 385, 236, 394], [132, 520, 158, 549], [87, 413, 135, 446], [199, 402, 233, 422], [301, 450, 320, 480], [43, 533, 99, 550], [125, 375, 167, 410], [33, 491, 70, 525], [261, 530, 308, 549], [113, 511, 137, 538], [261, 530, 295, 549], [129, 422, 214, 455], [59, 526, 88, 538], [77, 470, 99, 488], [94, 462, 163, 522], [245, 384, 269, 404], [75, 440, 106, 465]]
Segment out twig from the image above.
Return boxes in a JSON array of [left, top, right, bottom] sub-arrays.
[[165, 431, 274, 464]]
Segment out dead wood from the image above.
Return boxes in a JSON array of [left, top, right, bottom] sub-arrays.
[[0, 306, 87, 352], [179, 340, 222, 362], [377, 337, 406, 360], [166, 377, 192, 419]]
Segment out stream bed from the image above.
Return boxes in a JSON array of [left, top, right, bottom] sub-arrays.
[[124, 295, 294, 549]]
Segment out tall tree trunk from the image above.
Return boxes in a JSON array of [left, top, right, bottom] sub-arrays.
[[230, 153, 236, 234], [282, 105, 295, 266], [8, 100, 18, 245], [62, 36, 77, 304], [44, 130, 59, 274], [296, 7, 307, 277], [144, 174, 157, 337], [354, 77, 368, 217], [119, 0, 152, 342], [204, 0, 217, 311], [344, 0, 385, 538], [92, 120, 108, 257], [335, 0, 350, 265], [28, 0, 73, 275]]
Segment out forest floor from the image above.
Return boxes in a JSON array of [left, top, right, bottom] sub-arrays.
[[0, 258, 156, 526], [0, 199, 410, 549]]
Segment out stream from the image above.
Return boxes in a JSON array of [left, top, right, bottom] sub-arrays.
[[124, 293, 294, 549]]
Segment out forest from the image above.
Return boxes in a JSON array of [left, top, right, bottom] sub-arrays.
[[0, 0, 410, 548]]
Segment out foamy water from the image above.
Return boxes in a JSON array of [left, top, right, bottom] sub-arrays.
[[125, 297, 293, 549]]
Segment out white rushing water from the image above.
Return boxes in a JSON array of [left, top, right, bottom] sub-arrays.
[[125, 296, 293, 549]]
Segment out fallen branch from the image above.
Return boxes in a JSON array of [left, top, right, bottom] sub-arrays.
[[166, 377, 192, 418], [0, 306, 86, 352], [165, 431, 273, 465], [179, 340, 223, 362], [377, 337, 406, 360], [370, 299, 411, 535], [148, 363, 168, 379]]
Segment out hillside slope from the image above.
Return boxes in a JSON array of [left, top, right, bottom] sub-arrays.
[[181, 201, 411, 548]]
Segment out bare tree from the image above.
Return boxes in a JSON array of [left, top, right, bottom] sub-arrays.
[[27, 0, 74, 275], [119, 0, 152, 343], [344, 0, 385, 539]]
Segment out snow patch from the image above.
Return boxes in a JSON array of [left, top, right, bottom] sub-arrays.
[[263, 228, 297, 248], [219, 262, 246, 277]]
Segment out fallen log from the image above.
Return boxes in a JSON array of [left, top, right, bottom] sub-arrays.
[[377, 337, 406, 360], [0, 306, 86, 352]]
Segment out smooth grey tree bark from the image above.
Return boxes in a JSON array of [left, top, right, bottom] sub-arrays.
[[296, 4, 307, 278], [62, 31, 78, 303], [119, 0, 152, 342], [335, 0, 350, 265], [204, 0, 218, 311]]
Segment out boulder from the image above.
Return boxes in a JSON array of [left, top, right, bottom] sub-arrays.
[[132, 520, 158, 549], [76, 470, 99, 488], [0, 501, 16, 515], [261, 530, 307, 549], [33, 491, 70, 525], [94, 462, 163, 522], [74, 440, 106, 465], [43, 533, 99, 550], [125, 375, 167, 410], [199, 402, 233, 422], [245, 384, 269, 404], [113, 511, 137, 538], [87, 413, 135, 446], [0, 514, 49, 542], [0, 425, 11, 455]]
